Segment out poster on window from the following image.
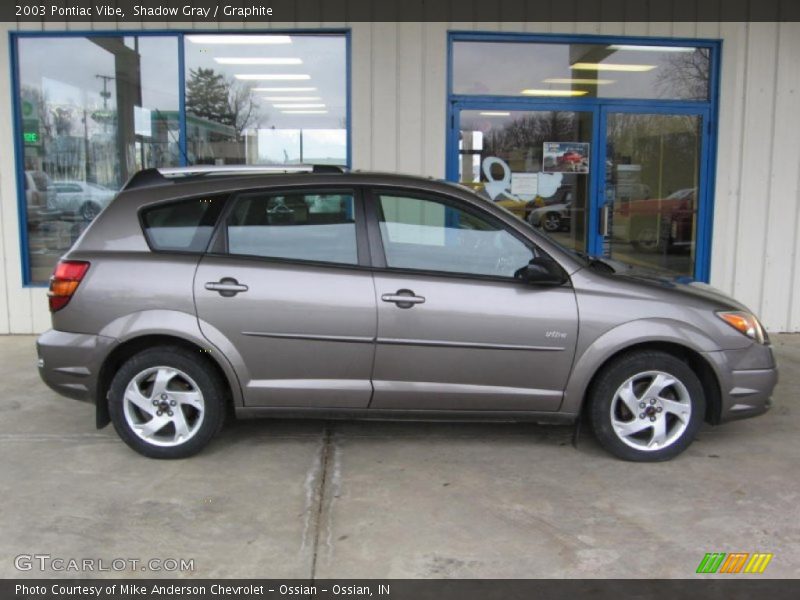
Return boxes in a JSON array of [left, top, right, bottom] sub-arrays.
[[543, 142, 590, 174]]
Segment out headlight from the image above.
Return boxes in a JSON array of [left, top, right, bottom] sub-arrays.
[[716, 311, 768, 344]]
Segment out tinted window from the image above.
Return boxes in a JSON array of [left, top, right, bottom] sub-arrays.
[[55, 184, 82, 193], [226, 191, 357, 265], [142, 196, 225, 252], [376, 194, 535, 278]]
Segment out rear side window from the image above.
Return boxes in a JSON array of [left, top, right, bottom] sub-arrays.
[[141, 195, 226, 252], [226, 191, 358, 265]]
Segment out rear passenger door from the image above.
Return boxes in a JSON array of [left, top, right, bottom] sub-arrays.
[[194, 187, 377, 408]]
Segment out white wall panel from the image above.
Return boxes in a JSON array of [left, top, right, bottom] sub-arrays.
[[710, 23, 748, 296], [732, 23, 779, 316], [768, 23, 800, 330], [369, 22, 398, 171]]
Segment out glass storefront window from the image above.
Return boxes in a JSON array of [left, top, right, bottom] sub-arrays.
[[605, 113, 701, 276], [458, 110, 593, 254], [453, 41, 710, 101], [14, 32, 349, 284], [184, 34, 347, 166], [16, 35, 180, 283]]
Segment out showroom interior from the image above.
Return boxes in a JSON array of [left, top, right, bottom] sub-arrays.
[[0, 17, 798, 334]]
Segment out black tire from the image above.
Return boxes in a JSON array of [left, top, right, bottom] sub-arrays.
[[588, 351, 705, 462], [80, 201, 101, 221], [542, 212, 562, 232], [108, 346, 226, 459], [632, 227, 662, 253]]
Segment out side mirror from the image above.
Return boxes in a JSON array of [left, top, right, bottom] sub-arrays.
[[516, 257, 567, 285]]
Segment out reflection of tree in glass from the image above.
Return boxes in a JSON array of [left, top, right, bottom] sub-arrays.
[[52, 107, 74, 136], [481, 113, 577, 177], [655, 49, 710, 100], [606, 113, 700, 199], [186, 67, 264, 142], [21, 86, 53, 141], [227, 79, 263, 141], [488, 113, 575, 152], [186, 68, 230, 123]]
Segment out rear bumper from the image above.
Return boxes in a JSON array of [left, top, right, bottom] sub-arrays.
[[36, 329, 116, 404], [703, 343, 779, 423]]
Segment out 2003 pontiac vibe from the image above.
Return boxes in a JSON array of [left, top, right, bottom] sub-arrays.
[[37, 166, 777, 460]]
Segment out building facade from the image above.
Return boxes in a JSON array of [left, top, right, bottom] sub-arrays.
[[1, 17, 798, 332]]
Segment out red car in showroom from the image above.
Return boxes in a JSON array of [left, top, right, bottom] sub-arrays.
[[617, 188, 696, 252]]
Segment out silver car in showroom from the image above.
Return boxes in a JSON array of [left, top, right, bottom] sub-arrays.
[[37, 166, 777, 461]]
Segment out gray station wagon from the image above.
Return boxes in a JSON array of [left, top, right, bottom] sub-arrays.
[[36, 166, 778, 461]]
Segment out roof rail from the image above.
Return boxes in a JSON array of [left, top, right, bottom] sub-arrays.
[[122, 164, 347, 191]]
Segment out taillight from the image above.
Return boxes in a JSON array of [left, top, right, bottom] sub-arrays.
[[48, 260, 90, 312]]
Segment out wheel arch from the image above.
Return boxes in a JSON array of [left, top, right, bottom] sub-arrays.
[[563, 320, 724, 425], [95, 324, 245, 429]]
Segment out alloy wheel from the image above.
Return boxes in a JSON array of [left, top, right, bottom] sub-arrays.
[[122, 366, 205, 448], [609, 370, 692, 451]]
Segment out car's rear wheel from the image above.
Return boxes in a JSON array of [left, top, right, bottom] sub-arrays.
[[588, 351, 705, 461], [108, 347, 225, 458], [80, 201, 101, 221]]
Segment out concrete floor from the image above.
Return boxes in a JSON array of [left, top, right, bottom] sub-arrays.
[[1, 334, 798, 579]]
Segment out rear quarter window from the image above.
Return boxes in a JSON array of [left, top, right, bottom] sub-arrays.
[[141, 195, 226, 253]]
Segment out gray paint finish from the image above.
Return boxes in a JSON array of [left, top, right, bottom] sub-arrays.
[[35, 170, 778, 459]]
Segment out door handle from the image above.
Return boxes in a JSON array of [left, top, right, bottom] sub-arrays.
[[205, 278, 249, 297], [381, 289, 425, 309], [600, 204, 610, 237]]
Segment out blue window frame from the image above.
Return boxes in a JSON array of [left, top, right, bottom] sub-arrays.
[[446, 31, 720, 282], [9, 28, 352, 286]]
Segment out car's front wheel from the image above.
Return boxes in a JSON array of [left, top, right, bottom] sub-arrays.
[[588, 351, 705, 461], [108, 347, 225, 458], [542, 212, 562, 232]]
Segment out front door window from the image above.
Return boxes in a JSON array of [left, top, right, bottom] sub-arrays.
[[375, 192, 535, 278]]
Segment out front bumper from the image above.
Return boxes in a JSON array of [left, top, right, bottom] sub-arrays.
[[703, 342, 779, 423], [36, 329, 117, 404]]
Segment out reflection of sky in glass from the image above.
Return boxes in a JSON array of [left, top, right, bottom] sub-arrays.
[[185, 35, 347, 131], [453, 42, 709, 101], [19, 36, 179, 112], [256, 129, 346, 164], [257, 129, 301, 163], [302, 130, 347, 161]]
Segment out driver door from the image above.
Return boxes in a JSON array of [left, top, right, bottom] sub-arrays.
[[367, 189, 578, 412]]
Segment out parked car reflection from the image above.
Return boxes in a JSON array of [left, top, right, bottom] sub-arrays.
[[615, 188, 696, 253], [52, 181, 116, 221], [24, 170, 59, 227], [527, 186, 574, 231]]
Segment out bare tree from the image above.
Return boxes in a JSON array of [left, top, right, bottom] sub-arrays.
[[655, 49, 711, 100], [227, 79, 265, 142]]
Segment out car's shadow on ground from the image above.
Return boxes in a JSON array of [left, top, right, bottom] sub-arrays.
[[211, 416, 609, 457]]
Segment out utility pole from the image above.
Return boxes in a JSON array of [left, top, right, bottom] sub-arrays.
[[95, 74, 114, 110]]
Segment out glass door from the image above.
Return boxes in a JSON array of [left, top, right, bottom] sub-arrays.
[[600, 108, 706, 277], [456, 108, 595, 255]]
